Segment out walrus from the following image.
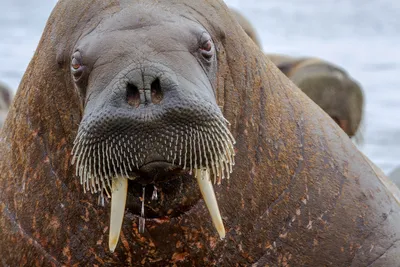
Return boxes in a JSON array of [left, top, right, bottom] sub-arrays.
[[268, 54, 364, 139], [1, 0, 400, 266], [230, 8, 262, 47], [230, 13, 364, 140], [0, 82, 13, 128]]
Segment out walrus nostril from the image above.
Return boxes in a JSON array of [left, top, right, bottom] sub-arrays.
[[151, 78, 163, 104], [126, 83, 140, 107]]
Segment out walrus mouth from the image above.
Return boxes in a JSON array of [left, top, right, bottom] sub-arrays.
[[71, 106, 235, 252]]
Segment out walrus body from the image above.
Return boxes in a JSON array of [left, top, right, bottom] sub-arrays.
[[268, 54, 364, 138], [0, 83, 12, 128], [1, 1, 399, 266]]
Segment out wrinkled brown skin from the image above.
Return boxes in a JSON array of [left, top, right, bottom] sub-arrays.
[[230, 8, 262, 47], [0, 83, 13, 128], [267, 54, 364, 138], [1, 0, 400, 266]]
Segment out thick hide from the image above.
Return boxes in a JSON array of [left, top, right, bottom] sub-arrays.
[[0, 1, 399, 266]]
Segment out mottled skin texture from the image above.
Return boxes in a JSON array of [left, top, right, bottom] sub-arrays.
[[230, 8, 261, 47], [268, 54, 364, 138], [0, 83, 13, 128], [1, 1, 400, 266]]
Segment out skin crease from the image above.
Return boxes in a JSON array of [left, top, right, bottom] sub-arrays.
[[0, 0, 400, 266]]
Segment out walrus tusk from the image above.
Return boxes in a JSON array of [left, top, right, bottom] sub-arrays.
[[194, 169, 226, 239], [109, 177, 128, 253]]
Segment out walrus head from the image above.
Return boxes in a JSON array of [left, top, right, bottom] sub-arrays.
[[294, 71, 364, 138], [288, 60, 364, 139], [68, 4, 235, 251]]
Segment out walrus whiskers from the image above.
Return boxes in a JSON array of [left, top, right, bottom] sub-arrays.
[[183, 130, 188, 170], [197, 127, 202, 170], [73, 114, 236, 188], [71, 111, 235, 251], [200, 130, 210, 171], [203, 127, 217, 183], [102, 142, 107, 180], [194, 127, 198, 170]]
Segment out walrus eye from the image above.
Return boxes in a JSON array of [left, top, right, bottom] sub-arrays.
[[70, 51, 88, 98], [201, 40, 212, 52], [200, 40, 213, 60], [71, 58, 81, 71], [71, 51, 87, 84], [71, 51, 84, 73]]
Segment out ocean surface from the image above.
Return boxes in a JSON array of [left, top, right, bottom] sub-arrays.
[[0, 0, 399, 174]]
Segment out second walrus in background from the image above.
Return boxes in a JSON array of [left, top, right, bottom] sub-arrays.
[[268, 54, 364, 139], [231, 9, 364, 139], [0, 83, 13, 128]]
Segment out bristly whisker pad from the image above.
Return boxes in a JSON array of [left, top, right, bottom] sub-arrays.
[[71, 106, 236, 202]]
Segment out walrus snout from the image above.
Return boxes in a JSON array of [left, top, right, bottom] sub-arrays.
[[125, 76, 163, 108], [111, 63, 173, 109], [133, 152, 183, 184]]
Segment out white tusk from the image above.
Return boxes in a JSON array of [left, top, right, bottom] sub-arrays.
[[195, 169, 226, 239], [109, 176, 128, 253]]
